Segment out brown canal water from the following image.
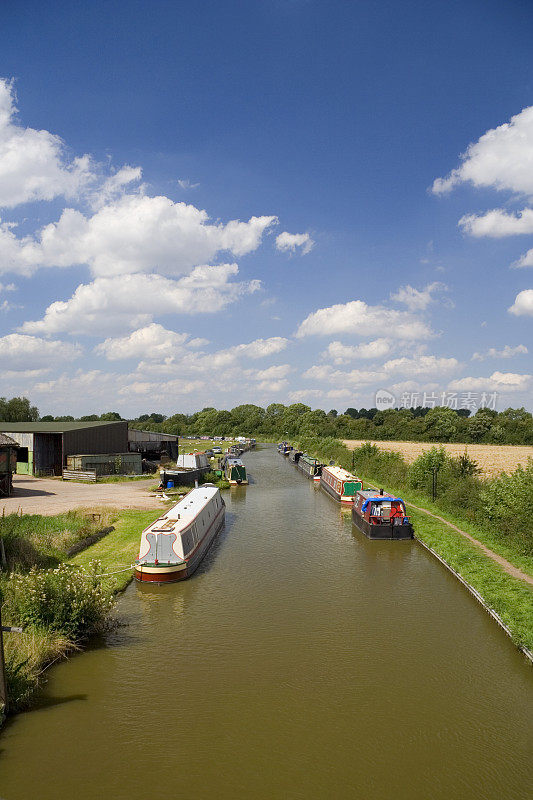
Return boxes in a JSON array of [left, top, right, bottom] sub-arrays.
[[1, 446, 532, 799]]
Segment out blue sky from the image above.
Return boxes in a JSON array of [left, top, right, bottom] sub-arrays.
[[0, 0, 532, 415]]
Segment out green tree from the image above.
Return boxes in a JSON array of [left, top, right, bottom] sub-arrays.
[[99, 412, 123, 421], [0, 396, 39, 422]]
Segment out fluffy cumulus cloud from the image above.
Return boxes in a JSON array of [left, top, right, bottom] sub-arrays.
[[20, 265, 260, 336], [449, 371, 532, 393], [390, 282, 448, 311], [508, 289, 533, 316], [459, 208, 533, 238], [432, 106, 533, 197], [0, 333, 81, 370], [0, 194, 277, 278], [0, 79, 94, 208], [382, 355, 461, 376], [472, 344, 528, 361], [296, 300, 433, 340], [512, 248, 533, 268], [302, 364, 387, 385], [275, 231, 314, 255], [95, 323, 206, 361], [323, 338, 391, 364]]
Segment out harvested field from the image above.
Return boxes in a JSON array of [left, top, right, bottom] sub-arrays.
[[343, 440, 533, 477]]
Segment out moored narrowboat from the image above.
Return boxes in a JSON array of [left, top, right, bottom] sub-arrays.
[[288, 449, 302, 464], [320, 466, 362, 504], [134, 485, 225, 583], [352, 489, 414, 539], [224, 457, 248, 485], [298, 454, 323, 481]]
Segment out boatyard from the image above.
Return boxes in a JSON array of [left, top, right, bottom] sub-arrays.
[[0, 445, 531, 800]]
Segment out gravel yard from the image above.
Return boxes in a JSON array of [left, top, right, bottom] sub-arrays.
[[2, 476, 164, 516]]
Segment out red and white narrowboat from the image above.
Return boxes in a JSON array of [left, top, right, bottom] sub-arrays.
[[134, 484, 225, 583], [352, 489, 414, 539], [320, 466, 362, 505]]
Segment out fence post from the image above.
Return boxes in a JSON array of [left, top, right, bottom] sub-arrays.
[[0, 605, 8, 715]]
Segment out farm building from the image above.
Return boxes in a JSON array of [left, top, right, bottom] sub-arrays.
[[0, 421, 129, 477], [66, 452, 142, 476], [128, 428, 178, 460], [0, 433, 18, 496]]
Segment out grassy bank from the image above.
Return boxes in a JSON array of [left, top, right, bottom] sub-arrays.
[[297, 436, 533, 653], [1, 508, 159, 714]]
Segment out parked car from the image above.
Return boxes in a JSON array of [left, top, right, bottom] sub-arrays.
[[212, 446, 222, 454]]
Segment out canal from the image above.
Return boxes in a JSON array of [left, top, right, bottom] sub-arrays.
[[1, 445, 532, 799]]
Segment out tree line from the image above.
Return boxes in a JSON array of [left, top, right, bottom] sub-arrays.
[[2, 397, 533, 445]]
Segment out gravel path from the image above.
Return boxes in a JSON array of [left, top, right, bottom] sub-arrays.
[[2, 476, 165, 516]]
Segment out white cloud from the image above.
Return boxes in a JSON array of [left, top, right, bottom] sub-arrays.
[[0, 193, 278, 278], [253, 363, 291, 381], [459, 208, 533, 237], [512, 248, 533, 268], [296, 300, 433, 340], [508, 289, 533, 316], [432, 106, 533, 197], [390, 282, 448, 311], [303, 364, 387, 385], [326, 389, 351, 399], [177, 179, 200, 190], [382, 355, 461, 376], [257, 378, 289, 392], [472, 344, 528, 361], [91, 165, 143, 209], [275, 231, 314, 255], [323, 338, 391, 364], [449, 371, 532, 393], [0, 333, 81, 370], [288, 389, 324, 402], [95, 323, 193, 360], [20, 264, 260, 336], [0, 78, 94, 208]]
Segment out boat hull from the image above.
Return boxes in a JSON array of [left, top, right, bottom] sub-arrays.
[[135, 505, 225, 583], [351, 509, 414, 540], [320, 477, 353, 505]]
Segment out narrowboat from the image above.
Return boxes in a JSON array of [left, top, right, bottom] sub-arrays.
[[224, 457, 248, 485], [352, 489, 414, 539], [320, 465, 362, 504], [288, 449, 302, 464], [298, 454, 323, 481], [134, 485, 225, 583]]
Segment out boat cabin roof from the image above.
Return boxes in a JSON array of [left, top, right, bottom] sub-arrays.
[[323, 465, 359, 481], [225, 457, 243, 465], [156, 485, 220, 525]]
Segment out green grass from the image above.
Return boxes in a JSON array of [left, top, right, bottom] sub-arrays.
[[410, 507, 533, 652], [70, 509, 161, 591], [0, 508, 118, 571]]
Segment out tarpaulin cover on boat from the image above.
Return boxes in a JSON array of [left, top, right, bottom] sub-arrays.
[[361, 497, 407, 513]]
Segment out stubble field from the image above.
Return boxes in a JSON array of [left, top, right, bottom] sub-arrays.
[[343, 440, 533, 477]]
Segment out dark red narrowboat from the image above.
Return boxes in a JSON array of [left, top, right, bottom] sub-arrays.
[[352, 489, 414, 539]]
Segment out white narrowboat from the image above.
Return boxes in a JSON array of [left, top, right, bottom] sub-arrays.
[[134, 485, 225, 583]]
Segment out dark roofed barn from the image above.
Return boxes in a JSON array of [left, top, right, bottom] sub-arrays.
[[0, 421, 128, 477]]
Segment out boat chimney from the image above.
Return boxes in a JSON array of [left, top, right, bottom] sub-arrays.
[[380, 488, 384, 495], [195, 479, 199, 488]]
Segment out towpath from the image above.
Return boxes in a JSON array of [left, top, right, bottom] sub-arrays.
[[407, 501, 533, 586], [2, 475, 164, 516]]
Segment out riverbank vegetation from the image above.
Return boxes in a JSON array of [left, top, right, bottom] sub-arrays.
[[0, 508, 158, 713], [297, 436, 533, 651]]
